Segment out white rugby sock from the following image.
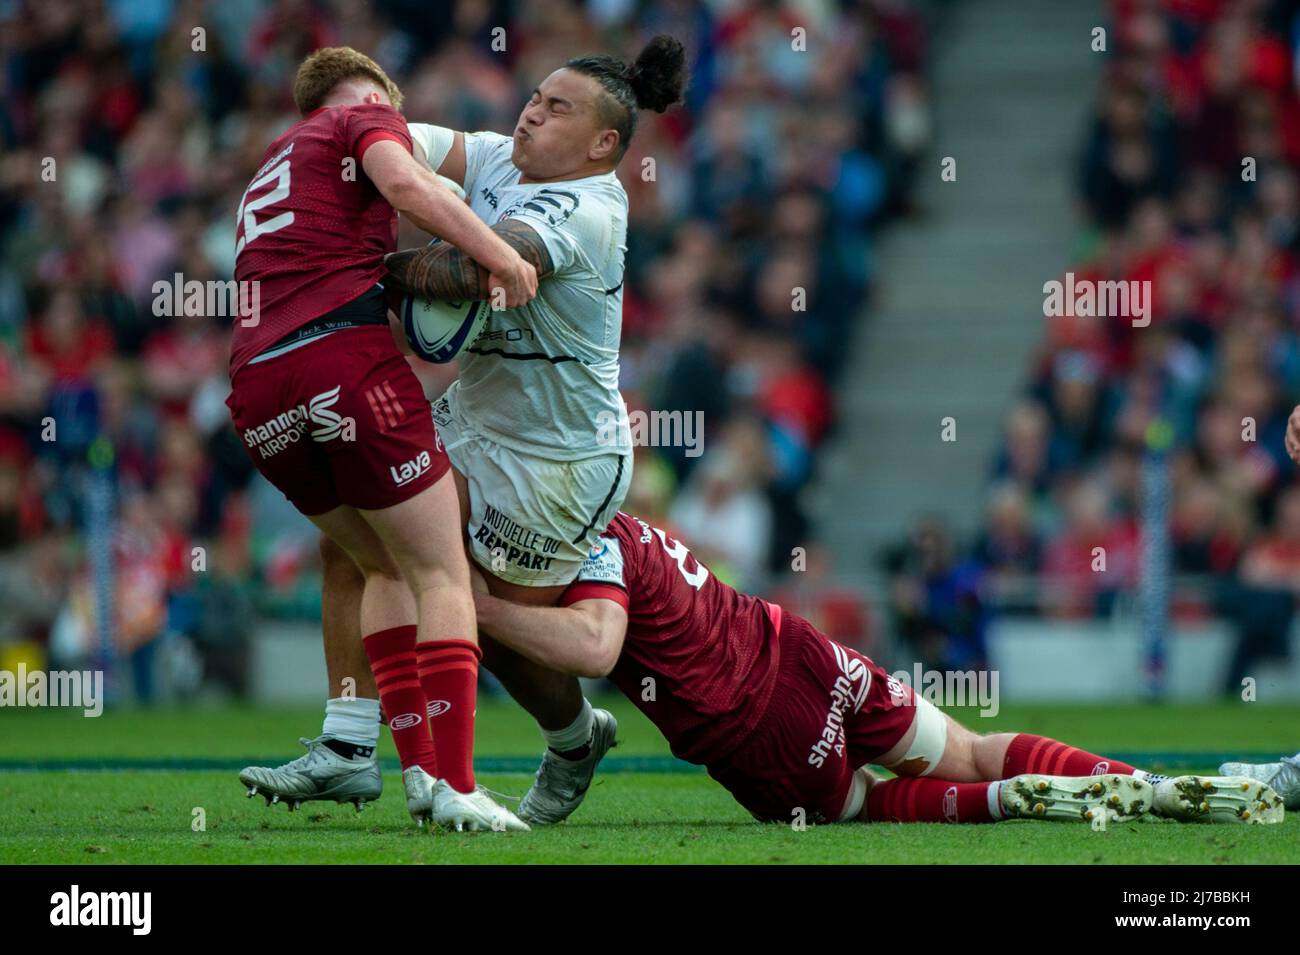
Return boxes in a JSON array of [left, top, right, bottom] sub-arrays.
[[988, 781, 1006, 820], [1133, 769, 1169, 785], [322, 697, 381, 748], [542, 697, 594, 755]]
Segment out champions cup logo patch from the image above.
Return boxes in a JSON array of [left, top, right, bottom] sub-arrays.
[[389, 712, 422, 731], [426, 700, 451, 718], [576, 536, 623, 584]]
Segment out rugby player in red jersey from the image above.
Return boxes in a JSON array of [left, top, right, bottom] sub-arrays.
[[227, 47, 535, 831], [471, 513, 1284, 826]]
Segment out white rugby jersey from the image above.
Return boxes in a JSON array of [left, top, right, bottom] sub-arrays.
[[409, 123, 631, 460]]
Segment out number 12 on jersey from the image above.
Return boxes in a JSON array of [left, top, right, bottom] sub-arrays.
[[235, 157, 295, 258]]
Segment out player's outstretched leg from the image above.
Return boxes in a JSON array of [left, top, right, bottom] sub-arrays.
[[862, 774, 1152, 824], [1149, 775, 1284, 824], [974, 731, 1281, 823], [906, 717, 1285, 825], [1219, 751, 1300, 810]]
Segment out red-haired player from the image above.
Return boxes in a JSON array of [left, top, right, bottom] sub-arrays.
[[473, 513, 1284, 827], [227, 47, 534, 831]]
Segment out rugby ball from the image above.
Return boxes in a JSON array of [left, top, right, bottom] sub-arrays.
[[399, 294, 486, 364]]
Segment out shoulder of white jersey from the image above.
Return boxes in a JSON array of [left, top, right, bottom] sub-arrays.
[[408, 122, 455, 167], [505, 177, 627, 278], [464, 130, 514, 170]]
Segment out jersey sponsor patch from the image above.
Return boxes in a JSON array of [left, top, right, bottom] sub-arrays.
[[575, 535, 625, 587], [390, 449, 433, 487]]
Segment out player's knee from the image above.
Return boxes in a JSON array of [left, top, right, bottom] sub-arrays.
[[973, 731, 1017, 780], [343, 543, 403, 583], [320, 535, 362, 582], [403, 560, 470, 599]]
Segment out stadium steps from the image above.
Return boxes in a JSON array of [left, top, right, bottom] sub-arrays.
[[811, 0, 1101, 574]]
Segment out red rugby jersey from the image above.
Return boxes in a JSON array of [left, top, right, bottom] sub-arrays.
[[562, 512, 783, 765], [230, 103, 411, 373]]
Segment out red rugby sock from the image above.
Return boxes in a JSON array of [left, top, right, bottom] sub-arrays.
[[415, 640, 480, 793], [866, 777, 999, 823], [362, 625, 437, 776], [1002, 734, 1136, 778]]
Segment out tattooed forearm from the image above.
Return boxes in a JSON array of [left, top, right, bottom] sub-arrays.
[[386, 219, 555, 302], [494, 218, 554, 280], [386, 244, 484, 301]]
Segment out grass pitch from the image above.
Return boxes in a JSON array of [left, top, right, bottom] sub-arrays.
[[1, 697, 1297, 864]]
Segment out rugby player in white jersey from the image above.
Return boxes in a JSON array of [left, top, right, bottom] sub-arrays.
[[238, 37, 687, 828]]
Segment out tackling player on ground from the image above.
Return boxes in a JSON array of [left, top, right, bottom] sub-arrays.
[[472, 513, 1285, 826], [239, 38, 688, 828]]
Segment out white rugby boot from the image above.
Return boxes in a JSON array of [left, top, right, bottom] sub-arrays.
[[239, 736, 382, 812], [429, 778, 530, 832], [403, 765, 435, 826], [1218, 753, 1300, 810], [519, 708, 618, 825], [998, 774, 1154, 823], [1152, 775, 1285, 824]]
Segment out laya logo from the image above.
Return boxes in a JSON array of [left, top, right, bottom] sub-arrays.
[[390, 450, 432, 487], [1091, 761, 1110, 775], [426, 700, 451, 717], [885, 673, 908, 707], [389, 712, 422, 731], [309, 386, 345, 442]]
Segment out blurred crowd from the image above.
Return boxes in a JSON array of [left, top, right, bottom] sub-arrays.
[[885, 0, 1300, 690], [0, 0, 931, 698]]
